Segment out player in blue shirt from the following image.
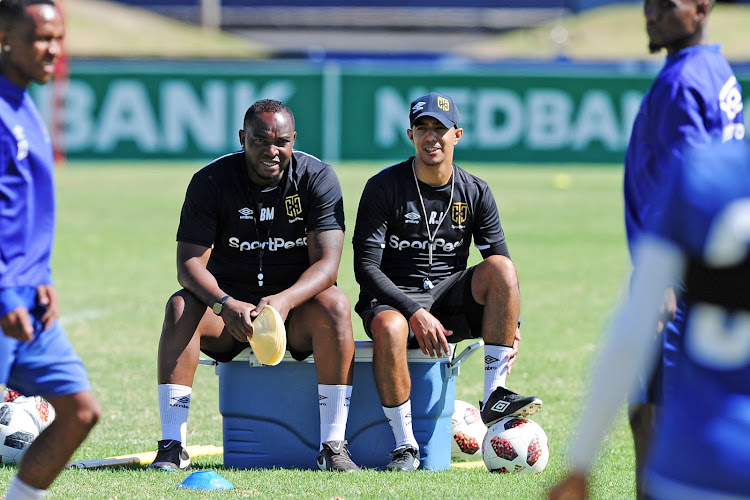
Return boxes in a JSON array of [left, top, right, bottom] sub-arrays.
[[0, 0, 101, 498], [550, 140, 750, 500], [622, 1, 744, 495]]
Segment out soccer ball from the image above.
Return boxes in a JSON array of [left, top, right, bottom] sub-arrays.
[[12, 396, 56, 433], [0, 402, 40, 465], [451, 400, 487, 460], [482, 417, 549, 474], [2, 389, 55, 433]]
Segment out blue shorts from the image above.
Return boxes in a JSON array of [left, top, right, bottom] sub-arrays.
[[0, 287, 91, 398], [630, 300, 686, 405]]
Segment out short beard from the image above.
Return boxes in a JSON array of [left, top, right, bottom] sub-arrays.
[[648, 42, 663, 54]]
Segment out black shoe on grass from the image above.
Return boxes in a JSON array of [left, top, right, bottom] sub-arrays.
[[148, 439, 190, 471], [386, 445, 420, 471], [317, 440, 360, 472], [480, 387, 543, 427]]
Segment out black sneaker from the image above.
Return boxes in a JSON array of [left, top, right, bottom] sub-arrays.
[[480, 387, 543, 427], [148, 439, 190, 471], [386, 445, 420, 471], [317, 441, 360, 472]]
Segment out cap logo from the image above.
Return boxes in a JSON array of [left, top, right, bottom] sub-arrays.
[[437, 97, 450, 112], [412, 101, 426, 113]]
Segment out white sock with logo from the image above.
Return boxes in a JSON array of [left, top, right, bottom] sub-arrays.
[[484, 344, 513, 403], [158, 384, 191, 445], [5, 476, 47, 499], [318, 384, 352, 449], [383, 400, 418, 449]]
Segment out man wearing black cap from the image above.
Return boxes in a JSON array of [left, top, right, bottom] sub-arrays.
[[352, 92, 542, 471]]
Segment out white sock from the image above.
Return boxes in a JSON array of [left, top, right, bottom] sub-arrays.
[[484, 344, 513, 402], [318, 384, 351, 448], [5, 476, 47, 500], [158, 384, 191, 445], [382, 400, 418, 449]]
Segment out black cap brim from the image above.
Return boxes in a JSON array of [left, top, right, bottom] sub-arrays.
[[410, 112, 456, 129]]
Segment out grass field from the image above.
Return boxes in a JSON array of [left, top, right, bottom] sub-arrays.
[[0, 162, 636, 499]]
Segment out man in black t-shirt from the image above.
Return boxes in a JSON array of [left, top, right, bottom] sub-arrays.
[[150, 99, 359, 472], [352, 92, 543, 471]]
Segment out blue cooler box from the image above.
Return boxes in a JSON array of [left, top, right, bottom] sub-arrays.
[[213, 340, 481, 470]]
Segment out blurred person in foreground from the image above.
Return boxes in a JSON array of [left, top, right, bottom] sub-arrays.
[[150, 99, 359, 472], [0, 0, 101, 498], [622, 1, 744, 496], [352, 92, 541, 471], [550, 140, 750, 499]]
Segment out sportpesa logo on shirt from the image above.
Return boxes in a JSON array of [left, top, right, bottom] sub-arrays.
[[228, 236, 307, 251], [388, 235, 464, 252]]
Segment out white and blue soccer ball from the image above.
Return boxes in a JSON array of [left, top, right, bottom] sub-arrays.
[[0, 402, 40, 465], [451, 400, 486, 460], [3, 389, 56, 433], [11, 396, 56, 433], [482, 416, 549, 474]]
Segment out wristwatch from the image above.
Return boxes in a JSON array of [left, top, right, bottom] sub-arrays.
[[212, 295, 231, 316]]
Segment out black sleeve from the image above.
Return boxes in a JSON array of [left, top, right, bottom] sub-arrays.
[[474, 182, 511, 259], [176, 171, 219, 247], [353, 244, 424, 319]]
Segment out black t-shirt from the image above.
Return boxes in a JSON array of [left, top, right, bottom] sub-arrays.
[[177, 150, 345, 297], [352, 157, 509, 316]]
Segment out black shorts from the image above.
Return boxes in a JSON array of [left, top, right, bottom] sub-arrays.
[[359, 268, 483, 348], [199, 291, 311, 363]]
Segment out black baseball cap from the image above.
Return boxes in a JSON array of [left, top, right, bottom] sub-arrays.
[[409, 92, 459, 128]]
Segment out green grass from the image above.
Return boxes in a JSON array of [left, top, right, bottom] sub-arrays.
[[0, 162, 635, 499], [458, 3, 750, 62]]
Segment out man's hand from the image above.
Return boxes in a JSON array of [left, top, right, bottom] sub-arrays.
[[548, 473, 588, 500], [253, 295, 292, 324], [219, 298, 255, 343], [657, 286, 678, 334], [0, 308, 34, 342], [37, 284, 59, 330], [506, 327, 521, 374], [409, 308, 452, 357]]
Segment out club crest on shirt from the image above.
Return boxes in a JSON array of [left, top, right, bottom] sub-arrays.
[[719, 76, 743, 121], [285, 194, 303, 222], [12, 126, 29, 161], [451, 202, 467, 229]]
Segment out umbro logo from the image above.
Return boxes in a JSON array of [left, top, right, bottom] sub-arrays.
[[319, 395, 328, 406], [170, 395, 190, 409], [238, 207, 254, 219], [485, 355, 499, 364], [490, 400, 510, 412], [405, 212, 421, 224]]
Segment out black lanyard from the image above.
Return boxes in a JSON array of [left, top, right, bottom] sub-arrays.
[[247, 171, 288, 287]]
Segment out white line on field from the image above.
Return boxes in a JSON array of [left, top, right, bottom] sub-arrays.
[[59, 310, 103, 325]]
